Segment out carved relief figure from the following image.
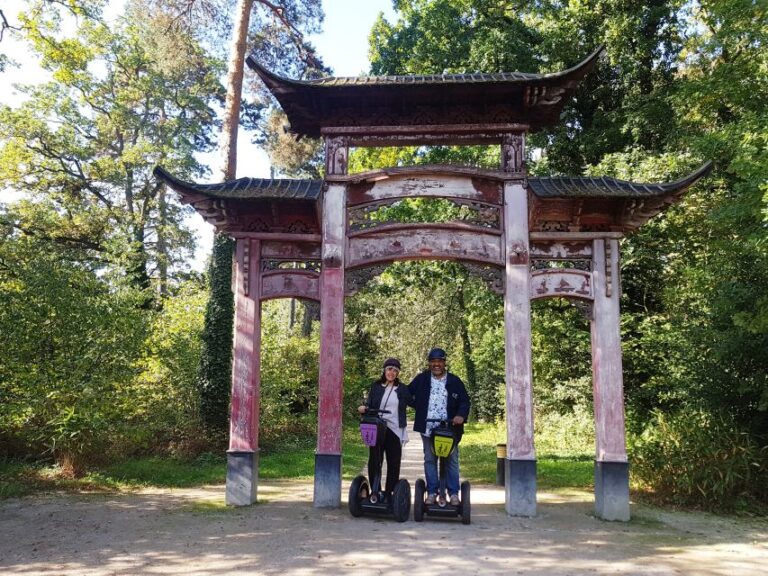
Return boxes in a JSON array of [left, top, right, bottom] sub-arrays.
[[502, 133, 525, 174], [325, 136, 348, 175]]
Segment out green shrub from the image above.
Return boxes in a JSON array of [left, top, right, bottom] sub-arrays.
[[534, 405, 595, 458], [630, 409, 768, 511]]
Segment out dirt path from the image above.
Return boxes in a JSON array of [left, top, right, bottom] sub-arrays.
[[1, 442, 766, 575]]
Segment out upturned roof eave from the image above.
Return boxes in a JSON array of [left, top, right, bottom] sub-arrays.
[[153, 166, 323, 201], [245, 46, 605, 138], [529, 161, 713, 198], [246, 45, 604, 91]]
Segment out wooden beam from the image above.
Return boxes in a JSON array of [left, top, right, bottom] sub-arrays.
[[347, 228, 503, 268], [229, 239, 261, 453], [261, 271, 320, 301], [530, 269, 593, 301], [347, 174, 503, 205], [503, 182, 535, 461], [315, 183, 346, 507], [591, 239, 628, 462]]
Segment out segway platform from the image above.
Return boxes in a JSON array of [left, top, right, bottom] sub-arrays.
[[413, 420, 471, 524], [348, 409, 411, 522]]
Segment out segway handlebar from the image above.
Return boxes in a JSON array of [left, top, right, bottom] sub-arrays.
[[362, 407, 390, 416], [425, 418, 454, 426]]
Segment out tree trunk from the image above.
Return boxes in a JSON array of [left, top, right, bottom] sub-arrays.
[[220, 0, 255, 180], [456, 278, 477, 420], [197, 0, 253, 438]]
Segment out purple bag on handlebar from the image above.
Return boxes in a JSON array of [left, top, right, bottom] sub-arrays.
[[360, 415, 387, 447]]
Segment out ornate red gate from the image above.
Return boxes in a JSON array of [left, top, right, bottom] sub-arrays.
[[156, 45, 710, 521]]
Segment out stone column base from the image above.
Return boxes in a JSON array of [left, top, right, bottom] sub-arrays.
[[313, 453, 341, 508], [594, 460, 630, 521], [505, 459, 537, 517], [226, 450, 259, 506]]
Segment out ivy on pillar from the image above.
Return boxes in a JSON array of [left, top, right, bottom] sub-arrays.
[[314, 137, 348, 508], [591, 238, 630, 521], [226, 238, 262, 506]]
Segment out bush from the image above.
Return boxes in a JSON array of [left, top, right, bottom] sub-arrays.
[[630, 409, 768, 511], [535, 406, 595, 457]]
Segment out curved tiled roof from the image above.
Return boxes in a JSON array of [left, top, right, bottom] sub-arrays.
[[153, 166, 323, 200], [529, 162, 713, 198], [246, 47, 604, 139]]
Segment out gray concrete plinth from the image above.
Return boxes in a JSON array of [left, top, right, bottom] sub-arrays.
[[594, 460, 630, 521], [505, 458, 537, 517], [226, 450, 259, 506], [313, 453, 341, 508]]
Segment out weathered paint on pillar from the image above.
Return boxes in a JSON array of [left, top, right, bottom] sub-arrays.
[[314, 183, 346, 508], [503, 181, 537, 517], [226, 238, 261, 506], [591, 238, 630, 521]]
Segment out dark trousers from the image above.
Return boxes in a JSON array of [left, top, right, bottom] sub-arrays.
[[367, 428, 402, 494]]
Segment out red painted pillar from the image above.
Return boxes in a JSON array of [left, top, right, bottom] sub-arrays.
[[591, 238, 630, 521], [226, 238, 261, 505], [314, 182, 346, 507], [503, 180, 537, 517]]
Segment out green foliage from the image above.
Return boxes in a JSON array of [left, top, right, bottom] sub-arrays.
[[196, 234, 234, 440], [0, 234, 146, 475], [458, 423, 594, 488], [631, 410, 768, 511], [0, 3, 223, 295], [260, 299, 319, 445], [132, 279, 208, 455]]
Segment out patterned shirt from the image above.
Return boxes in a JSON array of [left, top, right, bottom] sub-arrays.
[[425, 373, 448, 436]]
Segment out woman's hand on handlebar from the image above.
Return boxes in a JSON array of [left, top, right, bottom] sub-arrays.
[[358, 405, 366, 414]]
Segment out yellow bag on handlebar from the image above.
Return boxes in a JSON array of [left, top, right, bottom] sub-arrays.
[[432, 426, 456, 458]]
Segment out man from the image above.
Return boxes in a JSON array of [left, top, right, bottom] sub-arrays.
[[407, 347, 471, 506]]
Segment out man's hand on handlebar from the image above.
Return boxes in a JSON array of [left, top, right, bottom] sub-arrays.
[[452, 416, 465, 425]]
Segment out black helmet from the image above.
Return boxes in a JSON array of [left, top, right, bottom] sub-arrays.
[[427, 348, 447, 361], [383, 357, 401, 370]]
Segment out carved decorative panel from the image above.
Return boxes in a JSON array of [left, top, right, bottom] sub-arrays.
[[261, 259, 321, 274], [531, 259, 591, 272], [345, 264, 389, 296], [571, 299, 594, 322], [501, 133, 525, 175], [347, 229, 503, 268], [325, 136, 349, 176], [261, 272, 320, 301], [460, 262, 504, 295], [530, 241, 592, 259], [530, 269, 593, 301], [348, 198, 501, 233]]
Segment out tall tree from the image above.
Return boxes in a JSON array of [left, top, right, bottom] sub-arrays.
[[0, 1, 222, 297], [156, 0, 325, 436]]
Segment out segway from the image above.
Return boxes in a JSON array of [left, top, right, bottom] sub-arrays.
[[413, 418, 471, 524], [348, 408, 411, 522]]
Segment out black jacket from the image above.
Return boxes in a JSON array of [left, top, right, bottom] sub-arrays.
[[406, 371, 471, 436], [364, 381, 410, 430]]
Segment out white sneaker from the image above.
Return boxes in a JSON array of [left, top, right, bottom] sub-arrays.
[[425, 493, 437, 505], [450, 494, 460, 506]]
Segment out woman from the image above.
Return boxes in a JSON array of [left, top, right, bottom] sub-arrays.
[[358, 357, 410, 499]]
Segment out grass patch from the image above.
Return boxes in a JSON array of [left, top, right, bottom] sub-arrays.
[[0, 458, 125, 498], [460, 422, 593, 489], [1, 426, 373, 498], [2, 422, 596, 498], [342, 425, 370, 479]]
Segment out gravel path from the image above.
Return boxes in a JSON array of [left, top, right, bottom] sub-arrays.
[[1, 442, 766, 575]]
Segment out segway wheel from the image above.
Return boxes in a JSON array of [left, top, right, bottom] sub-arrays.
[[460, 480, 471, 525], [392, 479, 411, 523], [348, 475, 368, 517], [413, 479, 426, 522]]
